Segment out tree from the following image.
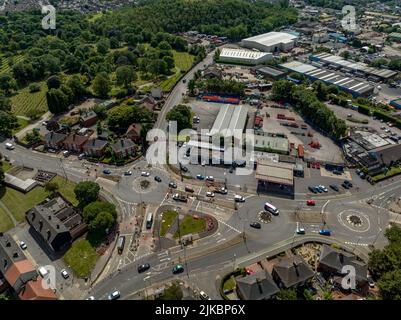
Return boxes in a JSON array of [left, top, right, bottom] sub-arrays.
[[90, 211, 116, 234], [166, 104, 192, 132], [44, 181, 59, 193], [0, 110, 18, 136], [187, 79, 196, 96], [0, 95, 11, 111], [0, 165, 4, 185], [92, 73, 110, 98], [340, 50, 351, 60], [97, 39, 110, 54], [116, 66, 137, 89], [0, 74, 17, 95], [74, 181, 100, 206], [29, 83, 41, 93], [156, 283, 183, 300], [46, 75, 62, 90], [83, 201, 117, 222], [276, 289, 297, 300], [46, 88, 69, 114], [378, 269, 401, 300]]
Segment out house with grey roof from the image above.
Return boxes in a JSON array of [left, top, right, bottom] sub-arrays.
[[236, 270, 279, 300], [272, 255, 314, 289], [317, 245, 368, 290], [111, 139, 136, 159], [83, 138, 108, 157], [44, 132, 67, 150]]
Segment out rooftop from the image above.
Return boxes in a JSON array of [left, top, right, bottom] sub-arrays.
[[255, 159, 294, 186], [273, 255, 314, 288], [243, 32, 298, 46], [220, 48, 271, 60], [209, 104, 249, 136], [236, 270, 279, 300]]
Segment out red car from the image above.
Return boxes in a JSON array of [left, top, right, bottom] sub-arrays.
[[315, 162, 321, 169], [306, 200, 316, 206]]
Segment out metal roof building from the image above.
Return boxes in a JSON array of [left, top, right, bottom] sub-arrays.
[[280, 61, 374, 97], [219, 48, 272, 65], [255, 159, 294, 186], [310, 53, 398, 80], [209, 104, 249, 136], [242, 32, 298, 53]]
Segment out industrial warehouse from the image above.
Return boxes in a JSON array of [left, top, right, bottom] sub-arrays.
[[310, 53, 398, 81], [218, 48, 272, 65], [242, 31, 298, 53], [280, 61, 375, 96]]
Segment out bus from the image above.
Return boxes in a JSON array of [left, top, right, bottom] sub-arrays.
[[264, 202, 279, 216], [146, 212, 153, 229], [117, 235, 125, 254]]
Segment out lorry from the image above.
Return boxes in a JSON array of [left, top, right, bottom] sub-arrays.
[[172, 193, 188, 202]]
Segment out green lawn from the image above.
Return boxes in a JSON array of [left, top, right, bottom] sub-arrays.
[[0, 207, 14, 232], [174, 215, 206, 238], [160, 210, 178, 237], [0, 176, 77, 223], [12, 117, 30, 135], [173, 51, 195, 71], [11, 82, 48, 116], [223, 276, 236, 292], [64, 239, 99, 278], [0, 161, 12, 172], [372, 166, 401, 182]]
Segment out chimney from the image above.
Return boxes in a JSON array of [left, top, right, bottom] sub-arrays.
[[121, 139, 124, 147], [46, 230, 51, 240], [39, 220, 43, 231], [293, 262, 300, 277], [48, 215, 51, 221], [13, 252, 18, 259], [56, 224, 60, 229]]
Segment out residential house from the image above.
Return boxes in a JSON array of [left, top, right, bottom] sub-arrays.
[[139, 95, 157, 112], [111, 139, 136, 159], [63, 133, 91, 153], [80, 111, 98, 127], [126, 123, 142, 143], [83, 138, 108, 158], [272, 255, 314, 289], [44, 132, 67, 150], [0, 233, 57, 300], [317, 245, 368, 291], [26, 196, 87, 252], [236, 270, 279, 300]]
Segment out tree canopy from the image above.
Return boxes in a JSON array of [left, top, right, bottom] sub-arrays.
[[166, 104, 192, 133], [74, 181, 100, 206]]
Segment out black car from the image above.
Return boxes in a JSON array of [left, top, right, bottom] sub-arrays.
[[342, 182, 350, 189], [330, 184, 339, 192], [308, 186, 317, 194], [250, 222, 261, 229], [137, 263, 150, 273], [180, 165, 188, 173], [343, 180, 353, 188], [169, 182, 177, 188], [154, 176, 162, 182], [229, 167, 234, 174]]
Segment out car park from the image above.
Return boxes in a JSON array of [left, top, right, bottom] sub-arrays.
[[108, 290, 121, 300], [172, 264, 184, 274], [169, 182, 177, 188], [61, 269, 69, 279], [141, 171, 150, 177], [306, 200, 315, 206], [19, 241, 27, 250], [154, 176, 162, 182], [250, 222, 261, 229], [137, 263, 151, 273]]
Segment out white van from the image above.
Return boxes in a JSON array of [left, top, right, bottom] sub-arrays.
[[264, 202, 279, 216], [5, 143, 15, 150], [38, 266, 49, 278]]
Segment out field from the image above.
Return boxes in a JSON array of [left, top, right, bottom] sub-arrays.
[[160, 210, 178, 237], [0, 175, 77, 227], [11, 82, 48, 116], [0, 207, 14, 232], [174, 215, 206, 238], [0, 54, 24, 74], [159, 51, 195, 92], [12, 117, 30, 135], [64, 239, 99, 278]]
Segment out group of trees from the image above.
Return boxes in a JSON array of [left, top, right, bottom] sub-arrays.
[[0, 95, 17, 136], [166, 104, 192, 132], [369, 57, 401, 71], [271, 80, 347, 139], [368, 225, 401, 299], [107, 104, 153, 131], [74, 181, 117, 238], [201, 78, 245, 97]]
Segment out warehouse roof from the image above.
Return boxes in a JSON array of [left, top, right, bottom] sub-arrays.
[[255, 65, 286, 78], [220, 48, 270, 60], [209, 105, 248, 136], [280, 61, 374, 96], [255, 159, 294, 186], [243, 32, 298, 46]]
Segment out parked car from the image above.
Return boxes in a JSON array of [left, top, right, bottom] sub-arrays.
[[296, 227, 305, 235], [206, 176, 214, 181], [141, 171, 150, 177], [306, 200, 316, 206], [368, 276, 375, 288], [330, 184, 339, 192], [172, 264, 184, 274], [108, 290, 121, 300], [318, 185, 328, 192], [5, 143, 15, 150], [319, 229, 331, 236], [103, 169, 111, 175], [180, 165, 188, 172], [86, 296, 95, 300], [206, 191, 215, 198], [234, 195, 245, 202], [62, 150, 70, 157], [199, 291, 211, 300], [196, 174, 205, 180], [154, 176, 162, 182], [61, 269, 69, 279], [185, 186, 194, 193], [333, 169, 342, 175], [169, 181, 177, 188], [250, 222, 261, 229], [343, 180, 353, 188], [78, 153, 85, 160], [308, 186, 318, 194], [137, 263, 151, 273], [19, 241, 27, 250], [124, 171, 132, 176]]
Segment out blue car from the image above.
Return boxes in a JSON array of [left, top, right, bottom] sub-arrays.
[[103, 169, 111, 174], [319, 229, 331, 236], [196, 174, 205, 180]]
